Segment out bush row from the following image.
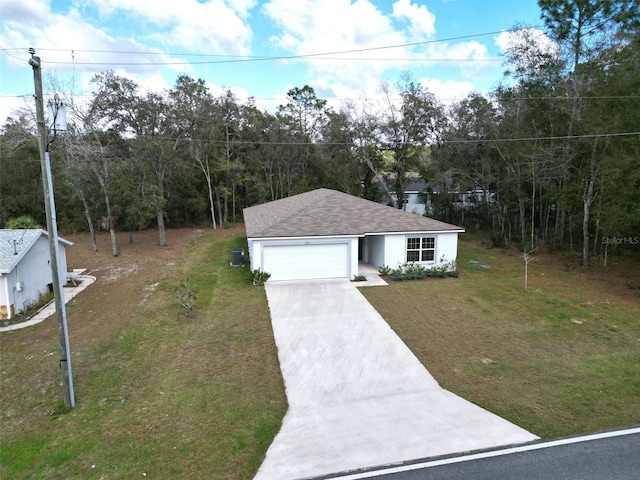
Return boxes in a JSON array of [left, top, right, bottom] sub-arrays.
[[378, 261, 458, 281]]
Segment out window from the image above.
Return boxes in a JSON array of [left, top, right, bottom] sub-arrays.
[[406, 237, 435, 262]]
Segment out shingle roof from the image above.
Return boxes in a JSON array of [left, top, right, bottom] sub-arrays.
[[243, 188, 464, 238], [0, 229, 72, 274]]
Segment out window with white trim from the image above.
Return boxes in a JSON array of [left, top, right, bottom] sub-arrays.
[[406, 237, 435, 262]]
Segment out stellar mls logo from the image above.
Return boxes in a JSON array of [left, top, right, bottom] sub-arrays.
[[602, 236, 640, 245]]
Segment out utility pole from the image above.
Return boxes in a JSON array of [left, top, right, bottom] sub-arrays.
[[29, 48, 75, 409]]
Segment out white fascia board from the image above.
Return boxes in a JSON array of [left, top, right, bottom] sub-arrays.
[[39, 229, 73, 247], [364, 229, 465, 236], [247, 234, 359, 242]]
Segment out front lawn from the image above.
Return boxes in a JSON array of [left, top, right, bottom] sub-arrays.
[[361, 239, 640, 438], [3, 229, 639, 479], [0, 228, 287, 480]]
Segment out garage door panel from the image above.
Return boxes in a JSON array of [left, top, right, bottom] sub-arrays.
[[263, 243, 349, 281]]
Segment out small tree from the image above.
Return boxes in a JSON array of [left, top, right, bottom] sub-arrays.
[[176, 277, 196, 320]]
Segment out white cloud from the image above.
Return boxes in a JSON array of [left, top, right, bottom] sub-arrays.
[[255, 0, 497, 121], [263, 1, 403, 60], [0, 5, 191, 77], [392, 0, 436, 39], [494, 28, 560, 64], [495, 28, 557, 53], [419, 77, 476, 103], [264, 0, 400, 50], [0, 96, 33, 125], [88, 0, 255, 54], [261, 0, 492, 105], [0, 0, 50, 25], [204, 81, 253, 103]]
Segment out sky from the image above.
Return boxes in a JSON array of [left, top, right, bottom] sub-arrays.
[[0, 0, 546, 124]]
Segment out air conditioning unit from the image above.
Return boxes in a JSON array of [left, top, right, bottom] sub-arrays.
[[230, 248, 245, 267]]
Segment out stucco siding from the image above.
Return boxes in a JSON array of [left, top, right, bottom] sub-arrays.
[[380, 232, 459, 271], [383, 234, 407, 268], [434, 232, 459, 270], [366, 235, 385, 268]]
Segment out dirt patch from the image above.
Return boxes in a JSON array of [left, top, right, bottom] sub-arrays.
[[1, 229, 209, 420], [55, 228, 207, 353]]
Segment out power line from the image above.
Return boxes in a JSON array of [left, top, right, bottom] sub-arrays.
[[1, 26, 543, 67], [1, 92, 639, 101], [78, 130, 639, 146]]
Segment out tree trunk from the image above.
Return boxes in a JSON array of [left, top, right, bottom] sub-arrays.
[[156, 207, 167, 247], [78, 189, 97, 252], [195, 153, 217, 230], [531, 161, 536, 252], [156, 170, 167, 247], [582, 141, 598, 267], [207, 178, 217, 230], [104, 196, 119, 257], [215, 186, 224, 228]]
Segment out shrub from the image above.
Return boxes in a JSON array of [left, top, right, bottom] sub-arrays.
[[353, 275, 367, 282], [251, 269, 271, 286], [176, 277, 196, 320], [387, 260, 458, 281], [378, 265, 392, 276], [5, 216, 41, 229]]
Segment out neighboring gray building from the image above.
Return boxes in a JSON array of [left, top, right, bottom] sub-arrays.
[[0, 229, 72, 320], [243, 188, 464, 282], [380, 173, 495, 216]]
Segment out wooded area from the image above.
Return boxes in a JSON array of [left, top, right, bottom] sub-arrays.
[[1, 1, 638, 265]]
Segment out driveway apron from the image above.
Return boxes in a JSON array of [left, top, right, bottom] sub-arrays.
[[254, 279, 538, 480]]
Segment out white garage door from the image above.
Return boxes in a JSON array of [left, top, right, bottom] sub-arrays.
[[262, 243, 349, 281]]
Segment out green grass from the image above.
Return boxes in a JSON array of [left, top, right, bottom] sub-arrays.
[[3, 230, 639, 478], [362, 239, 640, 438], [0, 231, 286, 479]]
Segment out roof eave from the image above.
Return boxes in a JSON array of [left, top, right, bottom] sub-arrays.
[[248, 229, 465, 240]]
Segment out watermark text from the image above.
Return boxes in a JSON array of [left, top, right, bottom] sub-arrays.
[[602, 236, 639, 245]]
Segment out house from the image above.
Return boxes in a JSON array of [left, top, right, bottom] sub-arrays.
[[380, 173, 495, 216], [382, 173, 429, 216], [243, 188, 464, 282], [0, 229, 72, 320]]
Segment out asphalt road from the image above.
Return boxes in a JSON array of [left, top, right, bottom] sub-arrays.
[[321, 427, 640, 480]]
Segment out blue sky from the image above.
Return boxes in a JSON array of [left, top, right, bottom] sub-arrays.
[[0, 0, 545, 123]]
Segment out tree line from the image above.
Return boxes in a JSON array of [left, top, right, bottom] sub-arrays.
[[1, 0, 638, 265]]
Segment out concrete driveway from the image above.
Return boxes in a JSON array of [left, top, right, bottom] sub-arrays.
[[254, 279, 538, 480]]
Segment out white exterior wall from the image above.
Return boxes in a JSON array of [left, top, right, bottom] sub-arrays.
[[404, 193, 427, 216], [3, 237, 54, 317], [389, 193, 426, 216], [379, 232, 460, 271], [0, 236, 71, 319], [381, 234, 407, 269], [434, 232, 460, 270], [0, 275, 12, 318], [367, 235, 385, 268]]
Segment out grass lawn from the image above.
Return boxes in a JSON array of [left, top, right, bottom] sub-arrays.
[[2, 229, 639, 479], [0, 228, 287, 479], [361, 238, 640, 438]]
